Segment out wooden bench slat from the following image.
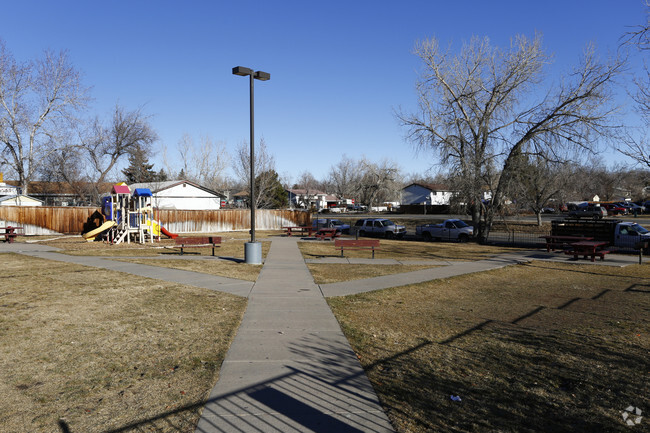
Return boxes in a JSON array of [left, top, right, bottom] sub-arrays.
[[174, 236, 221, 255], [335, 239, 381, 258]]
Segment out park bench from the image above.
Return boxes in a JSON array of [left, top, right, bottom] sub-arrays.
[[1, 226, 24, 243], [335, 239, 380, 259], [315, 228, 340, 240], [174, 236, 221, 256]]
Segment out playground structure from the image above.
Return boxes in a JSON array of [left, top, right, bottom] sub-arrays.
[[82, 184, 177, 244]]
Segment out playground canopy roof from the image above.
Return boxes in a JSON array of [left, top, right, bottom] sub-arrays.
[[133, 188, 153, 197], [112, 185, 131, 195]]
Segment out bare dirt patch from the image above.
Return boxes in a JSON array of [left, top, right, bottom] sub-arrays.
[[0, 253, 247, 433], [328, 261, 649, 432]]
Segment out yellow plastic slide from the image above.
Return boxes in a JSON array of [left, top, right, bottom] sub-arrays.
[[82, 221, 116, 241], [145, 219, 161, 236]]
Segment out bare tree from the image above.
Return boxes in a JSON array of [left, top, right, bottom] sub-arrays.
[[82, 105, 158, 203], [327, 155, 362, 200], [356, 158, 401, 209], [510, 153, 570, 225], [233, 138, 276, 208], [0, 40, 90, 194], [399, 34, 624, 239], [619, 1, 650, 168], [166, 133, 230, 191]]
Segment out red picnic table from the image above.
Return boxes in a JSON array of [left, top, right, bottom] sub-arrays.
[[314, 227, 340, 240], [1, 226, 24, 243], [565, 240, 610, 262], [540, 235, 594, 252], [283, 226, 316, 237]]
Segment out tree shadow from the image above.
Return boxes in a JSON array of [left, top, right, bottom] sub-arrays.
[[58, 334, 393, 432]]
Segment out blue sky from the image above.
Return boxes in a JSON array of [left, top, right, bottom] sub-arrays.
[[2, 1, 647, 183]]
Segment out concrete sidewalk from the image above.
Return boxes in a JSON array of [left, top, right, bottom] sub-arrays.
[[3, 243, 254, 297], [195, 236, 394, 432]]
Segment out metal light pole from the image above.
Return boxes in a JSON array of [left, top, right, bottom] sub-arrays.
[[232, 66, 270, 264]]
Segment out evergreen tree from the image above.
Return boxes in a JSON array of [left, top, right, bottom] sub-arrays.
[[255, 170, 288, 208], [156, 168, 169, 182], [122, 146, 157, 183]]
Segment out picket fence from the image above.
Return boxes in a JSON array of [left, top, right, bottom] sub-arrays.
[[0, 206, 310, 236]]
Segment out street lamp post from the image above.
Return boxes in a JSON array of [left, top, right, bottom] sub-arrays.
[[232, 66, 270, 264]]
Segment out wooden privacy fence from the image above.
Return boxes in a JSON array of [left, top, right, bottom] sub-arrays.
[[0, 206, 311, 235]]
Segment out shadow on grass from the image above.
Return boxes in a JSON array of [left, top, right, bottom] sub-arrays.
[[56, 315, 647, 433], [57, 334, 392, 433], [358, 321, 647, 432], [521, 261, 650, 280]]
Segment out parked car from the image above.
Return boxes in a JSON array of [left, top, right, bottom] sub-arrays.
[[312, 218, 350, 234], [627, 203, 645, 215], [353, 218, 406, 238], [568, 205, 607, 220], [601, 203, 627, 216], [642, 201, 650, 213], [416, 219, 473, 242]]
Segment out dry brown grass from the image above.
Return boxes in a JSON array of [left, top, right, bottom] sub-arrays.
[[0, 253, 247, 433], [328, 261, 650, 432], [38, 233, 273, 259], [298, 238, 520, 261], [307, 264, 438, 284], [121, 258, 262, 282]]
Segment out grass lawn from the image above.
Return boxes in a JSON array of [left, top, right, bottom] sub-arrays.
[[307, 264, 438, 284], [120, 258, 262, 282], [0, 253, 247, 433], [38, 232, 275, 259], [298, 238, 521, 261], [328, 261, 650, 432]]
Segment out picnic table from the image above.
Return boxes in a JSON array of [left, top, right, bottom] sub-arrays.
[[565, 240, 610, 262], [540, 235, 594, 252], [283, 226, 316, 237], [315, 228, 339, 240], [1, 226, 23, 243]]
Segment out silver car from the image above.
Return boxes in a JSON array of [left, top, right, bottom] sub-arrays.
[[353, 218, 406, 239]]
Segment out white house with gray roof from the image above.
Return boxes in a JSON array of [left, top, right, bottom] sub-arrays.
[[128, 180, 226, 210]]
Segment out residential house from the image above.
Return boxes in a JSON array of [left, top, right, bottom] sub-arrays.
[[287, 189, 340, 211], [129, 180, 226, 210], [401, 183, 454, 206], [0, 194, 43, 206]]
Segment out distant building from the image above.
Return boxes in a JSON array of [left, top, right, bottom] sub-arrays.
[[0, 194, 43, 206], [128, 180, 226, 210], [0, 182, 20, 197], [3, 180, 112, 206], [287, 189, 340, 211], [401, 183, 454, 206]]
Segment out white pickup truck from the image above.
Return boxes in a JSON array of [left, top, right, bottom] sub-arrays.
[[416, 219, 473, 242]]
